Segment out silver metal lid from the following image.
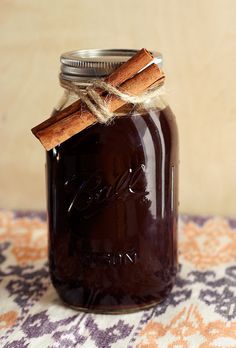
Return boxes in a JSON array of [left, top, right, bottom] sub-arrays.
[[60, 49, 162, 82]]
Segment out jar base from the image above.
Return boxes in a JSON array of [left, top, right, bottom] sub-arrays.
[[52, 275, 175, 314], [56, 283, 174, 314], [63, 297, 165, 314]]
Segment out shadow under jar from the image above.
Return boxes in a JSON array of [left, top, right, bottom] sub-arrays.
[[46, 49, 179, 313]]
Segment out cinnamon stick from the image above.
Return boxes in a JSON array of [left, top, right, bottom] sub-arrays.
[[32, 48, 154, 134], [33, 63, 164, 151]]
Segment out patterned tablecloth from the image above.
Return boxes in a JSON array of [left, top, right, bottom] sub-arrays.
[[0, 211, 236, 348]]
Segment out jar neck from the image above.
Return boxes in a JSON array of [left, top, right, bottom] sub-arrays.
[[60, 76, 99, 90], [57, 77, 168, 113], [55, 78, 90, 111]]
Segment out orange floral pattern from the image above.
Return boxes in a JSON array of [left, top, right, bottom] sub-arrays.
[[0, 211, 47, 265], [0, 311, 18, 331], [136, 305, 236, 348], [179, 218, 236, 269]]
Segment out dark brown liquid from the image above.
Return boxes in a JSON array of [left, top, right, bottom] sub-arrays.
[[47, 106, 178, 312]]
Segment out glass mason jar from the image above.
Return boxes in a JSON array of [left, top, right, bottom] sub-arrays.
[[46, 49, 179, 313]]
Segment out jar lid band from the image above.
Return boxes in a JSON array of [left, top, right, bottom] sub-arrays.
[[60, 49, 162, 82]]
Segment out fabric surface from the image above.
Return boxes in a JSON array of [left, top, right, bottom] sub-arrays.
[[0, 211, 236, 348]]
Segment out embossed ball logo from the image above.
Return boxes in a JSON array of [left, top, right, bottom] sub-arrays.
[[65, 165, 148, 218]]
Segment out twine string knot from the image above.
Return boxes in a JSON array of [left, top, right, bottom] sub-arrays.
[[60, 79, 165, 123]]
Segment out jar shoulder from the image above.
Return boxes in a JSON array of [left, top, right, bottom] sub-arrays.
[[48, 105, 178, 165]]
